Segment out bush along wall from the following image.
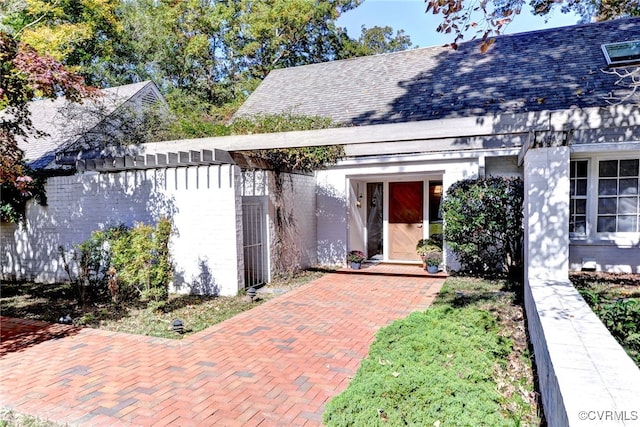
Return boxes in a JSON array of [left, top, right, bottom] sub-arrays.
[[60, 218, 173, 308], [442, 176, 524, 278]]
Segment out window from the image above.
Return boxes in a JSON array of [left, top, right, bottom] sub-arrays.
[[570, 160, 588, 235], [602, 40, 640, 66], [597, 159, 640, 233]]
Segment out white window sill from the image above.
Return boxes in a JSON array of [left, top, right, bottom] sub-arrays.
[[570, 235, 640, 247]]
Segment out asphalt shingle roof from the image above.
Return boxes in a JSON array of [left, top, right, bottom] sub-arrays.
[[234, 17, 640, 126], [19, 81, 154, 169]]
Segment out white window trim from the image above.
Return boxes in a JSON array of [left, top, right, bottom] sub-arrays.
[[569, 159, 589, 240], [570, 152, 640, 247]]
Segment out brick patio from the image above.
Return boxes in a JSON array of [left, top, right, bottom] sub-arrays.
[[0, 266, 444, 426]]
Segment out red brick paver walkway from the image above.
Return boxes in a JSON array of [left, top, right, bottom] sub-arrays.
[[1, 268, 444, 426]]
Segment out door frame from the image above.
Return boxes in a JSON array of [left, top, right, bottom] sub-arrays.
[[348, 174, 443, 263]]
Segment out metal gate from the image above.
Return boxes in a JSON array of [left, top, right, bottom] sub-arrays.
[[242, 196, 269, 288]]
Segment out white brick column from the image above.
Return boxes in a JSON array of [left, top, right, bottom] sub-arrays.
[[524, 146, 570, 283]]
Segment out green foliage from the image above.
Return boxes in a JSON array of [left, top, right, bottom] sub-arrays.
[[1, 31, 95, 187], [324, 276, 539, 426], [0, 167, 48, 223], [416, 238, 442, 266], [230, 112, 335, 134], [442, 176, 523, 277], [60, 219, 173, 306], [338, 25, 413, 58], [347, 250, 366, 263], [231, 113, 345, 172], [110, 218, 173, 302], [587, 296, 639, 365], [324, 306, 513, 426], [572, 273, 640, 366]]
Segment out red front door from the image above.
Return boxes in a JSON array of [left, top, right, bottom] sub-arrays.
[[388, 181, 423, 261]]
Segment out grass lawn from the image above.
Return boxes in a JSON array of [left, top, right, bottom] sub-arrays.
[[0, 270, 326, 339], [323, 276, 541, 427], [570, 271, 640, 367]]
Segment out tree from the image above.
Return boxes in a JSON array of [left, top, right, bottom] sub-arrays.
[[2, 0, 414, 143], [338, 25, 413, 58], [2, 0, 122, 83], [424, 0, 639, 49], [0, 31, 96, 220], [0, 31, 96, 183]]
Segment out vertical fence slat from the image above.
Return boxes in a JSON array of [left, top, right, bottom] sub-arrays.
[[242, 197, 267, 288]]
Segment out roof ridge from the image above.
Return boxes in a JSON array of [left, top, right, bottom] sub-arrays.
[[268, 16, 640, 75]]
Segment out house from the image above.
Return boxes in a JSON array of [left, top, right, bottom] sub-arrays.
[[232, 17, 640, 275], [2, 18, 639, 298], [20, 80, 166, 170], [3, 23, 640, 424]]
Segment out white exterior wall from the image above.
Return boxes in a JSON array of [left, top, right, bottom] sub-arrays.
[[569, 244, 640, 273], [270, 172, 318, 271], [524, 147, 571, 281], [485, 155, 523, 178], [0, 165, 244, 296], [523, 146, 640, 426], [316, 153, 483, 267], [241, 169, 317, 273], [315, 170, 348, 265]]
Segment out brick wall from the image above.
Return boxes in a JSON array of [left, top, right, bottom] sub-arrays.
[[1, 165, 244, 296], [240, 169, 317, 275]]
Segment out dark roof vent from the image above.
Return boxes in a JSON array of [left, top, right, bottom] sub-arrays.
[[602, 40, 640, 66]]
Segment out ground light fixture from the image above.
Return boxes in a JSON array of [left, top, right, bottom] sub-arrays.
[[247, 287, 257, 302], [172, 318, 185, 334]]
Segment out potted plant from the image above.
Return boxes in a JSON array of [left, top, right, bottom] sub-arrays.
[[416, 239, 442, 274], [347, 250, 366, 269]]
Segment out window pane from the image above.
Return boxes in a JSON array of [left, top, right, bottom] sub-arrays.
[[619, 178, 638, 195], [599, 179, 617, 195], [575, 199, 586, 214], [576, 179, 587, 196], [599, 160, 618, 177], [619, 197, 638, 214], [598, 198, 617, 214], [571, 217, 586, 234], [576, 161, 588, 177], [620, 159, 639, 177], [618, 215, 638, 232], [597, 216, 616, 232]]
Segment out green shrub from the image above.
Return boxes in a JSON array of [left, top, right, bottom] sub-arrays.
[[597, 299, 640, 364], [110, 218, 173, 302], [442, 177, 523, 277], [60, 219, 173, 305], [323, 306, 513, 426]]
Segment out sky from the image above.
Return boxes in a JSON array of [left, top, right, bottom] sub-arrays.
[[337, 0, 582, 48]]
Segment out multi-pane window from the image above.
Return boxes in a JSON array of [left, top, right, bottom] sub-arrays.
[[570, 160, 588, 235], [597, 159, 640, 233]]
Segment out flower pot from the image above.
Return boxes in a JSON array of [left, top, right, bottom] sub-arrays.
[[350, 262, 361, 270], [426, 265, 438, 274]]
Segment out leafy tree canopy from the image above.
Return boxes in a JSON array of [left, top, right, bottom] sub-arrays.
[[425, 0, 639, 49], [1, 0, 414, 132], [1, 30, 96, 221], [0, 31, 96, 184], [338, 25, 413, 58]]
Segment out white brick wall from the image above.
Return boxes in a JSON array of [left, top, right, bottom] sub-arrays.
[[315, 171, 348, 265], [522, 146, 640, 426], [1, 165, 243, 296], [239, 169, 318, 276], [524, 147, 570, 282]]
